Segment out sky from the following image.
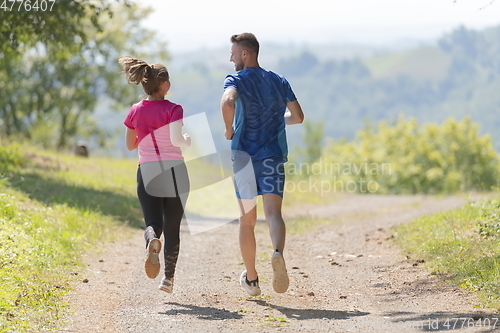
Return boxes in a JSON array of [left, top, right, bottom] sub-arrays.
[[133, 0, 500, 54]]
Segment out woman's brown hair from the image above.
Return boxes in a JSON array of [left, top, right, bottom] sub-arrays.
[[118, 56, 169, 95]]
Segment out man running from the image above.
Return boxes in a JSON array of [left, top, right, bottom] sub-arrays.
[[220, 33, 304, 296]]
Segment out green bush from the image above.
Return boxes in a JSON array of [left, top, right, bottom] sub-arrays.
[[0, 143, 26, 175], [319, 116, 500, 194]]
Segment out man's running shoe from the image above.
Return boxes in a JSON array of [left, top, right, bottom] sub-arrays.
[[239, 270, 261, 296], [271, 251, 289, 293], [145, 238, 161, 279]]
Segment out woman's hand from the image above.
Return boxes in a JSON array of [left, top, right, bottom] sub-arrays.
[[183, 133, 192, 147]]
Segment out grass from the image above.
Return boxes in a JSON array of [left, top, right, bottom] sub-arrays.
[[0, 144, 137, 332], [256, 315, 290, 327], [6, 147, 143, 227], [0, 188, 128, 332], [284, 187, 341, 208], [265, 316, 288, 322], [245, 295, 271, 300], [393, 194, 500, 309]]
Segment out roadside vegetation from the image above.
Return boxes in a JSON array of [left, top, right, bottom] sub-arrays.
[[394, 195, 500, 309], [0, 143, 138, 332], [292, 116, 500, 195]]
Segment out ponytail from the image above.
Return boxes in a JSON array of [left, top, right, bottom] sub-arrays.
[[118, 56, 169, 95]]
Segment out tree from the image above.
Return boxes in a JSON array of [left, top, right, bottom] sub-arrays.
[[322, 116, 500, 194], [0, 1, 128, 57], [300, 120, 324, 164], [278, 52, 319, 77], [0, 2, 169, 149]]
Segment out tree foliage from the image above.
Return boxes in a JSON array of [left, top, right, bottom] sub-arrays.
[[0, 0, 124, 57], [0, 1, 168, 149], [0, 143, 26, 175], [321, 116, 500, 194], [299, 119, 324, 164]]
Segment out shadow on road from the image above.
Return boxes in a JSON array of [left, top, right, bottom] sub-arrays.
[[160, 302, 243, 320], [248, 298, 370, 320]]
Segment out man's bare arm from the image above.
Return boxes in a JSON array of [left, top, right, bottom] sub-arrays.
[[285, 100, 305, 125], [221, 88, 238, 140]]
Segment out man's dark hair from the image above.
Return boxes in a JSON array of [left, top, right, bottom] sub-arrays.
[[230, 33, 259, 56]]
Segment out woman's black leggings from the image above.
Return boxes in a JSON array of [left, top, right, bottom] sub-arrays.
[[137, 161, 189, 279]]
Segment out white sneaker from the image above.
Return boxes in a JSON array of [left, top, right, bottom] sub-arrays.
[[271, 251, 289, 293], [145, 238, 161, 279], [239, 270, 261, 296], [159, 277, 174, 293]]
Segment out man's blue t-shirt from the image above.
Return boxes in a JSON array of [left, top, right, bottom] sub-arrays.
[[223, 67, 297, 162]]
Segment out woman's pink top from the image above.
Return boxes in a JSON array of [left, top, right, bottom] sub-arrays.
[[124, 99, 184, 164]]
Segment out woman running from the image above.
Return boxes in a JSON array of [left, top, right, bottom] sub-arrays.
[[120, 56, 190, 293]]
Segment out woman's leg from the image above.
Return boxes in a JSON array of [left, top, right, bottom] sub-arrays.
[[162, 196, 184, 279], [137, 167, 164, 246], [162, 163, 190, 279]]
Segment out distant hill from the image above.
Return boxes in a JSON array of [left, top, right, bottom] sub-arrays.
[[168, 40, 423, 71], [99, 25, 500, 155], [364, 45, 450, 80]]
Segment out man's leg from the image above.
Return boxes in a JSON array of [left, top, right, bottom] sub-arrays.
[[262, 192, 289, 293], [238, 198, 258, 281], [262, 193, 285, 253]]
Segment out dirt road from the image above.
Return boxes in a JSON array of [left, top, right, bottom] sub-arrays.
[[61, 194, 499, 332]]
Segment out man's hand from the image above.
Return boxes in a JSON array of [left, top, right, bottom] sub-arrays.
[[225, 127, 234, 140]]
